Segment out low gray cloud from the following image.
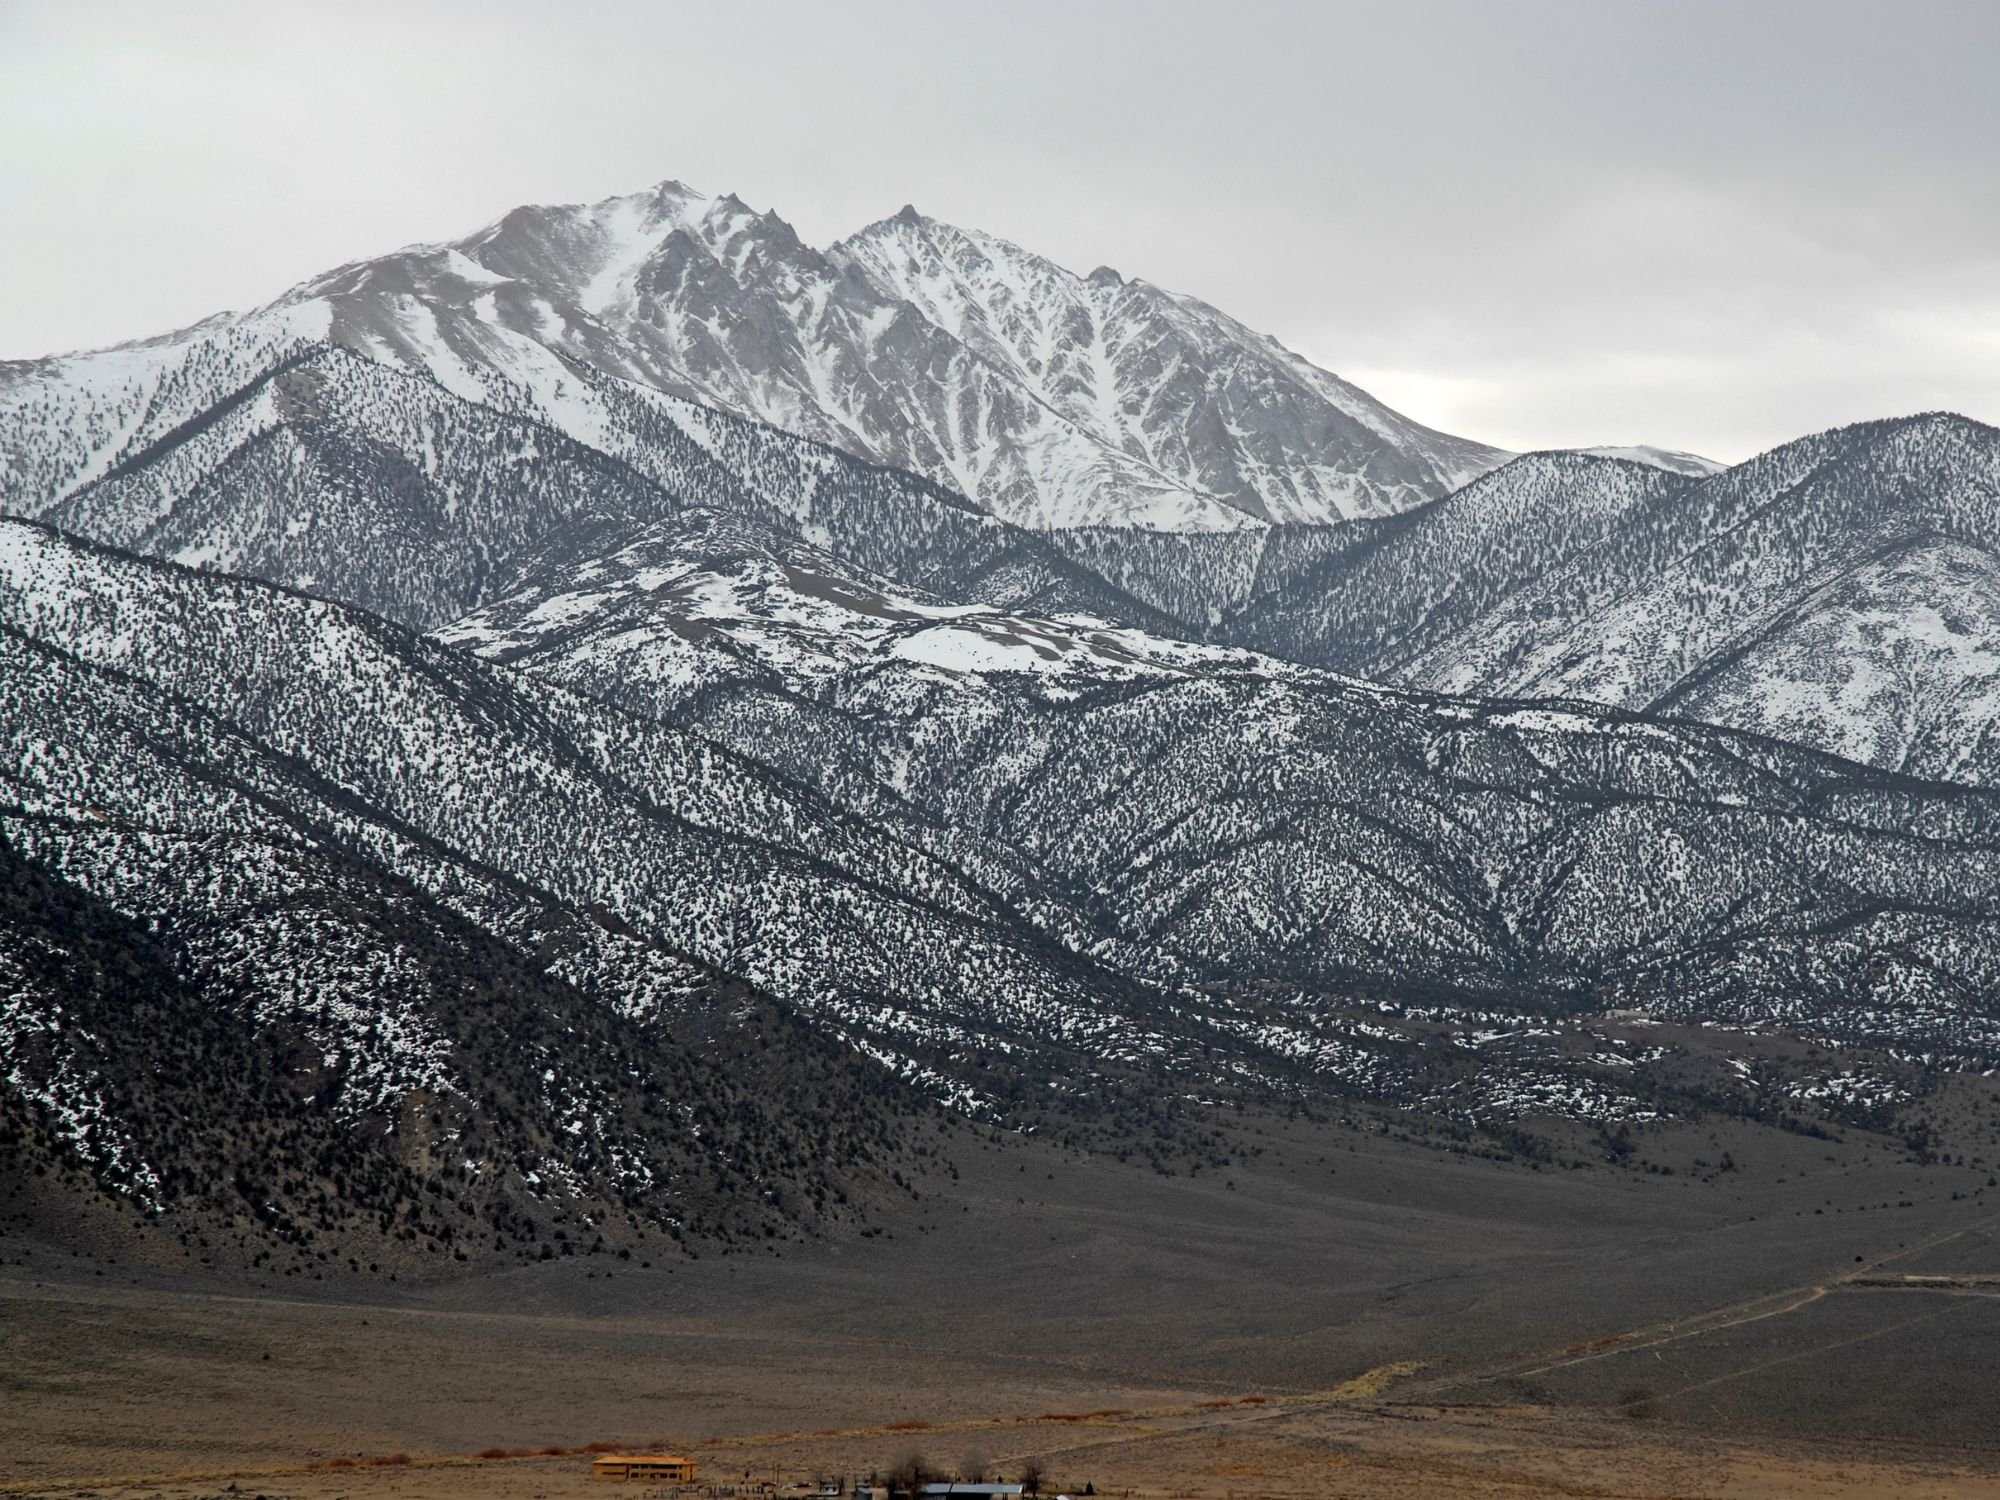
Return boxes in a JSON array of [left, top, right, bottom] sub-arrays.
[[3, 0, 1995, 459]]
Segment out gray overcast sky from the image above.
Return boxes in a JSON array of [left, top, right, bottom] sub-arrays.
[[4, 0, 1997, 460]]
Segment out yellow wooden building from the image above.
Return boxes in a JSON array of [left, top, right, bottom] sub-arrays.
[[591, 1454, 698, 1483]]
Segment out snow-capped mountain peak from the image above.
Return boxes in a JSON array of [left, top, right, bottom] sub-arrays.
[[3, 176, 1512, 537], [831, 205, 1506, 526]]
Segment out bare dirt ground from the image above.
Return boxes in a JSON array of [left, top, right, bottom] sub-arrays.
[[7, 1113, 2000, 1498], [8, 1389, 2000, 1500]]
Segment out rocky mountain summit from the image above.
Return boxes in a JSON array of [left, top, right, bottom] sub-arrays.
[[2, 180, 1507, 534]]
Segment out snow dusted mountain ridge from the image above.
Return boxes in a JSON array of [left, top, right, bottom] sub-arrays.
[[7, 178, 1508, 532], [1232, 414, 2000, 787], [8, 175, 1996, 801]]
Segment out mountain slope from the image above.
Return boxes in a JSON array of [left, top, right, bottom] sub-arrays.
[[3, 334, 1201, 634], [11, 513, 2000, 1214], [1228, 415, 2000, 786], [0, 518, 1279, 1130], [440, 509, 2000, 1080], [1231, 451, 1681, 675], [1659, 535, 2000, 783], [0, 826, 921, 1276], [829, 205, 1504, 524], [1403, 415, 2000, 698]]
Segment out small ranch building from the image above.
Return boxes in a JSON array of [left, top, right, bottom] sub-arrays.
[[592, 1454, 698, 1483]]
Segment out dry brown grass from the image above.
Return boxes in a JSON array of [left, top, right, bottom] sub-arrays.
[[1315, 1361, 1425, 1403]]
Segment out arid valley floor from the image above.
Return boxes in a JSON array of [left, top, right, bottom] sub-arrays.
[[9, 1106, 2000, 1499]]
